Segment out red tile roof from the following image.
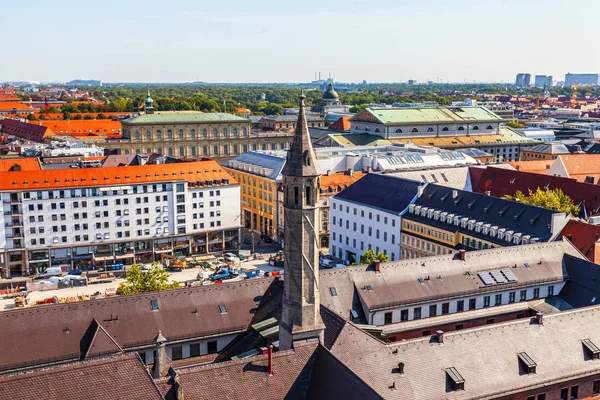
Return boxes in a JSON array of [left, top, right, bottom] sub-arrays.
[[470, 166, 600, 217], [508, 160, 552, 174], [37, 119, 122, 138], [0, 159, 236, 191], [0, 102, 33, 112], [328, 116, 351, 131], [559, 219, 600, 263], [320, 171, 365, 192], [1, 118, 50, 142], [557, 154, 600, 184], [0, 158, 41, 172], [0, 354, 164, 400]]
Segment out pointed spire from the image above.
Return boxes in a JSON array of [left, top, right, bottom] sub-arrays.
[[281, 92, 319, 177], [154, 329, 166, 343]]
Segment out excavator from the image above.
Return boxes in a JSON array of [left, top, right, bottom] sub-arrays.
[[160, 254, 186, 271]]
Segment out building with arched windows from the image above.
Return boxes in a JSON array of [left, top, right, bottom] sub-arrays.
[[106, 112, 293, 162]]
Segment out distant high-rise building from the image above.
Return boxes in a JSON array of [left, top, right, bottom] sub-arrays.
[[515, 73, 531, 87], [565, 73, 599, 86], [534, 75, 553, 88]]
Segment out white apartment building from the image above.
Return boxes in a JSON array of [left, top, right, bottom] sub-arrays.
[[0, 159, 240, 277], [329, 174, 422, 263]]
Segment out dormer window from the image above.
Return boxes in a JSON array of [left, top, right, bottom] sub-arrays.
[[518, 352, 537, 374]]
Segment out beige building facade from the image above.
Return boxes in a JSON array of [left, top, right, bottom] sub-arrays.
[[105, 113, 292, 162]]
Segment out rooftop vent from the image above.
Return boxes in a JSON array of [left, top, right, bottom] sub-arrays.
[[582, 339, 600, 360], [518, 352, 537, 374], [446, 367, 465, 391]]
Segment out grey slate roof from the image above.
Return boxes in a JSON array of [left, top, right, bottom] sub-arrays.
[[405, 183, 567, 246], [334, 173, 421, 214], [328, 303, 600, 399], [224, 151, 286, 181], [319, 240, 583, 317]]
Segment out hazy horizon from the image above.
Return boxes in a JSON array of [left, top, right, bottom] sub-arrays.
[[2, 0, 599, 83]]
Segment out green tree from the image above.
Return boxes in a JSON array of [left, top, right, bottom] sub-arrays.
[[360, 249, 389, 264], [26, 114, 36, 121], [83, 114, 95, 120], [117, 263, 181, 295], [504, 188, 579, 216], [72, 113, 83, 120], [96, 113, 107, 119], [47, 106, 59, 114], [63, 111, 71, 120], [505, 120, 525, 129], [259, 103, 283, 115]]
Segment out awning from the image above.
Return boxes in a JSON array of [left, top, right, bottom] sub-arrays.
[[28, 259, 49, 264], [115, 254, 134, 259], [93, 256, 114, 261], [155, 249, 173, 254]]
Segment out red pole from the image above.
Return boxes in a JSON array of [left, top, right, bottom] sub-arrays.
[[268, 344, 273, 376]]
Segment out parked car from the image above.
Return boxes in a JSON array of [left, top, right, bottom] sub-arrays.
[[60, 275, 83, 282], [319, 259, 334, 269], [68, 269, 83, 276], [38, 267, 63, 278]]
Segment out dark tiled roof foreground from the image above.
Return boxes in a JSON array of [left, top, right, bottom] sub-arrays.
[[0, 354, 163, 400], [3, 241, 600, 399], [0, 278, 274, 372]]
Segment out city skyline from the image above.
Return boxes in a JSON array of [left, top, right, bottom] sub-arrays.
[[2, 0, 599, 83]]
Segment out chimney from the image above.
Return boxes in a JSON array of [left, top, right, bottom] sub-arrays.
[[417, 182, 426, 197], [452, 189, 458, 199], [152, 330, 170, 378], [436, 330, 444, 344], [348, 169, 353, 177], [484, 190, 491, 196], [268, 344, 273, 376], [326, 169, 331, 176], [516, 165, 520, 171], [398, 362, 404, 374], [459, 249, 466, 261], [536, 312, 544, 325], [374, 260, 381, 272]]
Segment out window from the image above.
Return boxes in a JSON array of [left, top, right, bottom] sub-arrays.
[[441, 303, 449, 314], [400, 309, 408, 321], [207, 340, 218, 354], [329, 287, 337, 296], [594, 380, 600, 395], [533, 288, 540, 299], [537, 394, 546, 400], [560, 388, 568, 400], [151, 299, 159, 310], [456, 300, 464, 312], [190, 343, 200, 357], [384, 312, 392, 325], [413, 307, 421, 319], [570, 385, 578, 399], [520, 290, 527, 301], [171, 346, 183, 361], [495, 294, 502, 306], [548, 285, 554, 297], [429, 304, 437, 317], [483, 296, 490, 307], [509, 291, 516, 303], [219, 304, 227, 313]]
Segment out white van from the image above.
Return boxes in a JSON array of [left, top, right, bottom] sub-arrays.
[[39, 267, 63, 278]]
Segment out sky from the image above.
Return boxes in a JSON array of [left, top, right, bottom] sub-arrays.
[[2, 0, 599, 83]]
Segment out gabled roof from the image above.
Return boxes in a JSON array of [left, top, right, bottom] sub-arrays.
[[557, 154, 600, 183], [320, 172, 365, 192], [0, 102, 33, 112], [327, 304, 600, 399], [334, 173, 420, 214], [0, 278, 274, 373], [508, 160, 552, 174], [39, 119, 122, 138], [1, 118, 50, 142], [80, 318, 123, 360], [224, 151, 286, 181], [320, 241, 581, 315], [0, 354, 164, 400], [173, 339, 318, 400], [0, 158, 41, 172], [122, 112, 248, 125], [328, 116, 351, 131], [559, 219, 600, 262]]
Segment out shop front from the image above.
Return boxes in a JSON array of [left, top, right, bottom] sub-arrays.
[[208, 232, 223, 252], [72, 246, 94, 270], [50, 248, 71, 270], [28, 250, 50, 275], [224, 229, 239, 251], [93, 244, 114, 267], [134, 240, 153, 264], [9, 251, 24, 277], [153, 238, 173, 261], [115, 242, 135, 265], [191, 233, 207, 255], [173, 236, 190, 257]]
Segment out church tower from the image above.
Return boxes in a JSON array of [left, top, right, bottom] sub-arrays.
[[144, 88, 155, 114], [279, 92, 324, 350]]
